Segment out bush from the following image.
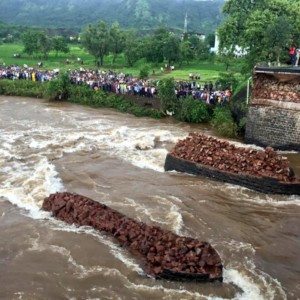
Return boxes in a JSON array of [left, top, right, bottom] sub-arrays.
[[230, 81, 249, 136], [215, 72, 239, 91], [158, 78, 178, 114], [0, 79, 47, 98], [178, 97, 211, 123], [211, 106, 238, 138], [46, 72, 72, 100], [68, 84, 163, 119], [69, 85, 95, 105], [139, 65, 150, 79]]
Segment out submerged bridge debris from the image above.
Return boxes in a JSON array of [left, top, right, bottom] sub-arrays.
[[165, 133, 300, 195]]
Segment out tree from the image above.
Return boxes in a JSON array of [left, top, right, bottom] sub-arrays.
[[206, 33, 216, 48], [264, 16, 293, 64], [180, 40, 194, 64], [22, 30, 40, 56], [52, 36, 70, 56], [22, 30, 51, 59], [109, 22, 126, 64], [81, 21, 110, 66], [124, 32, 143, 67], [163, 35, 181, 65], [218, 0, 300, 70], [143, 28, 169, 63], [37, 32, 52, 59], [46, 72, 72, 101], [158, 78, 178, 114]]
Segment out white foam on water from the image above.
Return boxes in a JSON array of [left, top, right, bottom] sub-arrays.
[[15, 200, 287, 300], [223, 184, 300, 207], [125, 282, 223, 300], [219, 239, 287, 300], [0, 100, 294, 299], [49, 220, 145, 276], [224, 269, 264, 300], [28, 235, 124, 279], [122, 196, 183, 234]]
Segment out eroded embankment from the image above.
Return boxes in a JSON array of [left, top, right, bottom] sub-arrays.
[[42, 192, 223, 282]]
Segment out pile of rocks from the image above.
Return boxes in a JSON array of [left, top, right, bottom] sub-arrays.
[[253, 74, 300, 103], [171, 133, 297, 183], [43, 192, 223, 282]]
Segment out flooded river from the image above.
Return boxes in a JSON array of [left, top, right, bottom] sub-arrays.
[[0, 96, 299, 300]]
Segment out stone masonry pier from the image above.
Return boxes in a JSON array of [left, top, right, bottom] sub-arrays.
[[245, 67, 300, 151]]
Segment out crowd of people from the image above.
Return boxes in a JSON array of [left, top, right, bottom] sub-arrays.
[[69, 69, 158, 98], [0, 65, 232, 105], [0, 65, 58, 82]]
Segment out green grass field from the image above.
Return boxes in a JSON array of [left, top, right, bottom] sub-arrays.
[[0, 43, 227, 82]]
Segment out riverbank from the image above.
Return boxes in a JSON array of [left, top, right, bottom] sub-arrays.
[[0, 79, 164, 119], [0, 78, 241, 139]]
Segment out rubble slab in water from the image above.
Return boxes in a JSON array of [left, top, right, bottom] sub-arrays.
[[165, 133, 300, 195], [170, 133, 298, 183], [42, 192, 223, 282]]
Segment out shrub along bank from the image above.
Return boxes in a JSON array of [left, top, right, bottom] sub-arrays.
[[0, 79, 49, 98]]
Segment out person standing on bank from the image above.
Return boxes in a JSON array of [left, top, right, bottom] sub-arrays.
[[295, 48, 300, 67], [289, 45, 297, 66]]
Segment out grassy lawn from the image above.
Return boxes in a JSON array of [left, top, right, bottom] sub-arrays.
[[0, 43, 228, 82]]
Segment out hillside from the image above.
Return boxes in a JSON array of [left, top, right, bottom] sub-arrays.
[[0, 0, 224, 33]]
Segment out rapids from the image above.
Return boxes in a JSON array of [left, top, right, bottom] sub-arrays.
[[0, 96, 299, 299]]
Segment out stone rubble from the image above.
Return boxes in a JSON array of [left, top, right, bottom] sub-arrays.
[[171, 133, 298, 183], [42, 192, 223, 282], [253, 74, 300, 103]]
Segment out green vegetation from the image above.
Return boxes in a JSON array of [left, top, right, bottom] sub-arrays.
[[0, 77, 238, 138], [81, 21, 111, 66], [80, 24, 213, 68], [211, 106, 238, 138], [158, 78, 178, 114], [178, 97, 211, 124], [0, 43, 227, 82], [46, 72, 72, 100], [218, 0, 300, 71], [0, 0, 224, 34], [69, 85, 163, 119], [0, 79, 48, 98], [139, 66, 150, 79], [157, 78, 238, 137]]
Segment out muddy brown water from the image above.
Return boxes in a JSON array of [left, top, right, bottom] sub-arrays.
[[0, 96, 299, 300]]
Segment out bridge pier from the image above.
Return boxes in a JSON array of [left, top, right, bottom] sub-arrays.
[[245, 67, 300, 151]]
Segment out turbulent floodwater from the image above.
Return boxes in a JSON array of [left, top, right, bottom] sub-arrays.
[[0, 96, 299, 300]]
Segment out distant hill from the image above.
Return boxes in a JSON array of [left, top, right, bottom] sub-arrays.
[[0, 0, 225, 33]]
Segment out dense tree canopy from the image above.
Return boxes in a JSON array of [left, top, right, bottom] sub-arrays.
[[0, 0, 224, 34], [218, 0, 300, 68], [22, 31, 52, 58], [109, 23, 126, 63], [21, 31, 70, 59], [52, 36, 70, 56], [81, 22, 111, 66]]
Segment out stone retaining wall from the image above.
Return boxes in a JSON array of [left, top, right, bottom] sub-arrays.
[[245, 68, 300, 151], [245, 106, 300, 151]]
